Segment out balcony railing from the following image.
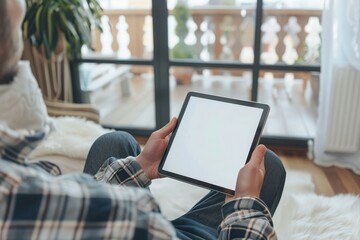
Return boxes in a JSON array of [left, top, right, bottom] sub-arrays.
[[89, 7, 322, 68], [81, 7, 321, 139]]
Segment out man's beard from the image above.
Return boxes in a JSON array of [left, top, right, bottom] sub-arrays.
[[0, 49, 18, 85], [0, 34, 22, 84], [0, 68, 18, 84]]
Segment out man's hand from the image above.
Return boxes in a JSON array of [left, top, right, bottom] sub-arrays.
[[225, 144, 267, 203], [135, 117, 177, 180]]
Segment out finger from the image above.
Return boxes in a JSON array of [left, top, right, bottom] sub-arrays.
[[156, 117, 177, 138], [165, 134, 171, 144], [249, 144, 266, 168], [259, 149, 266, 174]]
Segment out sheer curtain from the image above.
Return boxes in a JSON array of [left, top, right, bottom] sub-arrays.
[[314, 0, 360, 173]]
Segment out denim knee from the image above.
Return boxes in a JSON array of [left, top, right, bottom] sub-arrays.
[[92, 131, 140, 155], [84, 131, 141, 175]]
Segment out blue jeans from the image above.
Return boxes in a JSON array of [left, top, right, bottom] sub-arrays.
[[84, 132, 286, 240]]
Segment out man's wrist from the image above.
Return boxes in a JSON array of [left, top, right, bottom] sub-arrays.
[[95, 157, 152, 188], [125, 157, 152, 186], [222, 197, 270, 219]]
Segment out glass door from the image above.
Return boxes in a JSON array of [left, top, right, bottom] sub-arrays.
[[73, 0, 323, 147], [167, 0, 257, 116]]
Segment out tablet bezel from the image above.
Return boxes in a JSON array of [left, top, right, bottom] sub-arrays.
[[158, 91, 270, 195]]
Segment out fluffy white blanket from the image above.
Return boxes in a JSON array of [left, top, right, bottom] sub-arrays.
[[30, 117, 360, 239], [29, 117, 111, 160], [151, 170, 360, 240], [273, 171, 360, 240]]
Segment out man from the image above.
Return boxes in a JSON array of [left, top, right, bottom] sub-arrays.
[[0, 0, 286, 239], [0, 0, 53, 155]]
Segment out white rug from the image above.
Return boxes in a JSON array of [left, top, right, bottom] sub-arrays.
[[273, 171, 360, 240], [151, 170, 360, 240]]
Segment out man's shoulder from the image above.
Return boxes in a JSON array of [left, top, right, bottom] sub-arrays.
[[0, 158, 56, 180], [1, 157, 32, 171], [0, 158, 32, 184]]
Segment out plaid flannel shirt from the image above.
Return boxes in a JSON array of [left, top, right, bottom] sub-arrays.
[[0, 129, 276, 239]]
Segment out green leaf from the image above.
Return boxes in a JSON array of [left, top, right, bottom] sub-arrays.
[[23, 0, 103, 59], [42, 31, 51, 59], [34, 4, 43, 36], [73, 11, 91, 46], [60, 12, 79, 43], [23, 4, 38, 38], [47, 5, 53, 49]]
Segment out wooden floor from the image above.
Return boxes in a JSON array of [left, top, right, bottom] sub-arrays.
[[276, 150, 360, 196], [90, 71, 318, 138]]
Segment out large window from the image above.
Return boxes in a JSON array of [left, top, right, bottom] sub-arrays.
[[73, 0, 323, 146]]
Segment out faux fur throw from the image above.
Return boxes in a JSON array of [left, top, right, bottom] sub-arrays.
[[151, 170, 360, 239], [272, 171, 360, 239], [274, 192, 360, 239], [29, 117, 112, 160]]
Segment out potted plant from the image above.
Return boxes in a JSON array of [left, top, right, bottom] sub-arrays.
[[170, 2, 194, 85], [22, 0, 102, 101]]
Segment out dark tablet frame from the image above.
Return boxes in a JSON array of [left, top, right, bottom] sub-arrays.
[[158, 91, 270, 195]]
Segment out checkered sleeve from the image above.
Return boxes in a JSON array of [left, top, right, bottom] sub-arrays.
[[218, 197, 277, 240], [0, 127, 44, 163], [0, 127, 61, 176], [0, 161, 178, 239], [94, 156, 151, 188]]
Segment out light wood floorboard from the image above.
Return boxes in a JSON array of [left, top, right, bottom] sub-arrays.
[[276, 150, 360, 196], [90, 72, 317, 138]]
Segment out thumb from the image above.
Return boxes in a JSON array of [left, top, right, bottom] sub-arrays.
[[249, 145, 266, 171], [156, 117, 177, 138]]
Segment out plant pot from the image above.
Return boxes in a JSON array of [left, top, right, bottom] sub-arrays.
[[22, 37, 73, 102], [172, 67, 194, 85]]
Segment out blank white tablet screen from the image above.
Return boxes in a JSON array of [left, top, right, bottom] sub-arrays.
[[162, 96, 263, 191]]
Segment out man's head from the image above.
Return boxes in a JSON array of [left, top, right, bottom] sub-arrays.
[[0, 0, 26, 84]]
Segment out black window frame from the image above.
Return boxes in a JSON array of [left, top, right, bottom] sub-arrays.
[[71, 0, 320, 147]]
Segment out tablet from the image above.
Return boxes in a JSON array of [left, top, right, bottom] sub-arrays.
[[158, 92, 270, 195]]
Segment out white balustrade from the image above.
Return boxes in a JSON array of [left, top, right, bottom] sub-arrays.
[[90, 8, 322, 77]]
